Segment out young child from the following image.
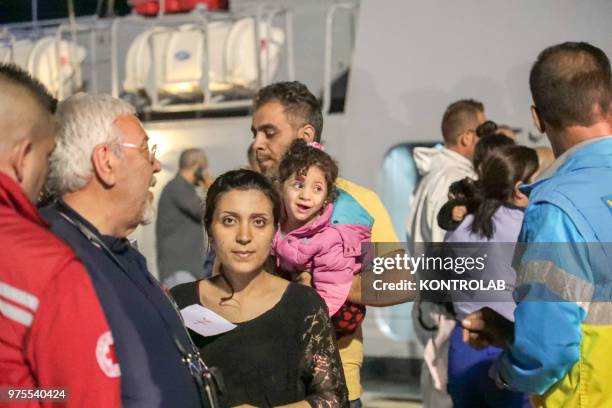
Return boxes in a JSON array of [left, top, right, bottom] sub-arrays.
[[444, 144, 539, 408], [437, 121, 515, 232], [272, 139, 370, 338]]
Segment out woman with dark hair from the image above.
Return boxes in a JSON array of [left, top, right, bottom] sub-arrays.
[[444, 145, 538, 408], [170, 169, 348, 408]]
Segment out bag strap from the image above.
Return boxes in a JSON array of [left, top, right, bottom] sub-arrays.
[[57, 210, 220, 408]]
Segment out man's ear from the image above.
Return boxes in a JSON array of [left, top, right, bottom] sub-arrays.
[[298, 124, 316, 144], [457, 131, 471, 148], [466, 130, 478, 147], [92, 144, 117, 187], [531, 105, 545, 133], [9, 137, 33, 183]]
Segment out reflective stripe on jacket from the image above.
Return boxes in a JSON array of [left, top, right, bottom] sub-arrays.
[[496, 136, 612, 407]]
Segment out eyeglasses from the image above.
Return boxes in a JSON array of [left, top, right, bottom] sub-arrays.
[[121, 143, 158, 164]]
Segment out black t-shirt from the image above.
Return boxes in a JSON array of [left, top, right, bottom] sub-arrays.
[[171, 281, 349, 408]]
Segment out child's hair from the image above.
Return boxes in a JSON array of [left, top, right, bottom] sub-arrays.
[[448, 177, 481, 213], [470, 145, 539, 238], [475, 120, 499, 138], [278, 139, 339, 202], [473, 121, 516, 172], [437, 177, 481, 231]]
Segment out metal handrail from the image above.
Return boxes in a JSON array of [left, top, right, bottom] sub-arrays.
[[261, 7, 293, 86], [4, 15, 99, 32], [200, 12, 212, 107], [285, 9, 295, 81], [0, 29, 16, 63], [254, 5, 263, 89], [111, 14, 156, 98], [322, 1, 358, 115], [111, 7, 215, 99], [54, 21, 105, 99], [111, 4, 293, 113], [147, 26, 171, 108]]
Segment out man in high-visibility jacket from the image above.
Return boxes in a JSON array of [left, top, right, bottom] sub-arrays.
[[462, 42, 612, 407]]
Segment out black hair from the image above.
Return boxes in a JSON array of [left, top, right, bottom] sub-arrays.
[[475, 120, 499, 138], [204, 169, 281, 234], [470, 145, 539, 239], [529, 42, 612, 130], [437, 177, 481, 232], [473, 121, 516, 173], [278, 139, 338, 206], [203, 169, 281, 301], [253, 81, 324, 142], [0, 63, 57, 114]]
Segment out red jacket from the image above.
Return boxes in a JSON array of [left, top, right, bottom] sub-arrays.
[[0, 172, 121, 408]]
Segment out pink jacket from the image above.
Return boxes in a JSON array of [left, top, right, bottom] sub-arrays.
[[272, 203, 371, 316]]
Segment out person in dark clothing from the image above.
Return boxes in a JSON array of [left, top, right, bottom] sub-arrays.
[[42, 93, 209, 408], [171, 169, 349, 408], [156, 148, 212, 287]]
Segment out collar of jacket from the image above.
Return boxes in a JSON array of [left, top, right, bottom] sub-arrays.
[[54, 199, 131, 253], [521, 135, 612, 196], [0, 171, 47, 227], [413, 145, 473, 176], [274, 203, 370, 258], [278, 202, 334, 239]]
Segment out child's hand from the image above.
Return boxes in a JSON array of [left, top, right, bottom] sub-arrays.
[[294, 271, 312, 287], [452, 205, 467, 222]]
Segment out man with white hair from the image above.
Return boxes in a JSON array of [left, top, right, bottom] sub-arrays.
[[0, 65, 121, 406], [40, 93, 208, 407]]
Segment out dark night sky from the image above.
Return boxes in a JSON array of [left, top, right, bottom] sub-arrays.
[[0, 0, 131, 23]]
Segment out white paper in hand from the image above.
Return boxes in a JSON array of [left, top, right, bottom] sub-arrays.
[[181, 304, 237, 337]]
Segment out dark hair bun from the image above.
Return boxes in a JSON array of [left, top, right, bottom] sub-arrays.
[[476, 120, 499, 138]]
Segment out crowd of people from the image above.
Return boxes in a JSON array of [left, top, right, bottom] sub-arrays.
[[1, 40, 611, 408]]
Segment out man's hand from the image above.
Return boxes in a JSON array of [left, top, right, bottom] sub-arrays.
[[348, 248, 417, 306], [462, 307, 514, 349]]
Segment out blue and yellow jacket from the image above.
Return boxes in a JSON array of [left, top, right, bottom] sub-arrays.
[[493, 136, 612, 407]]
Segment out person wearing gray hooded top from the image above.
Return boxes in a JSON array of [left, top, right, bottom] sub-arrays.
[[156, 148, 213, 288]]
